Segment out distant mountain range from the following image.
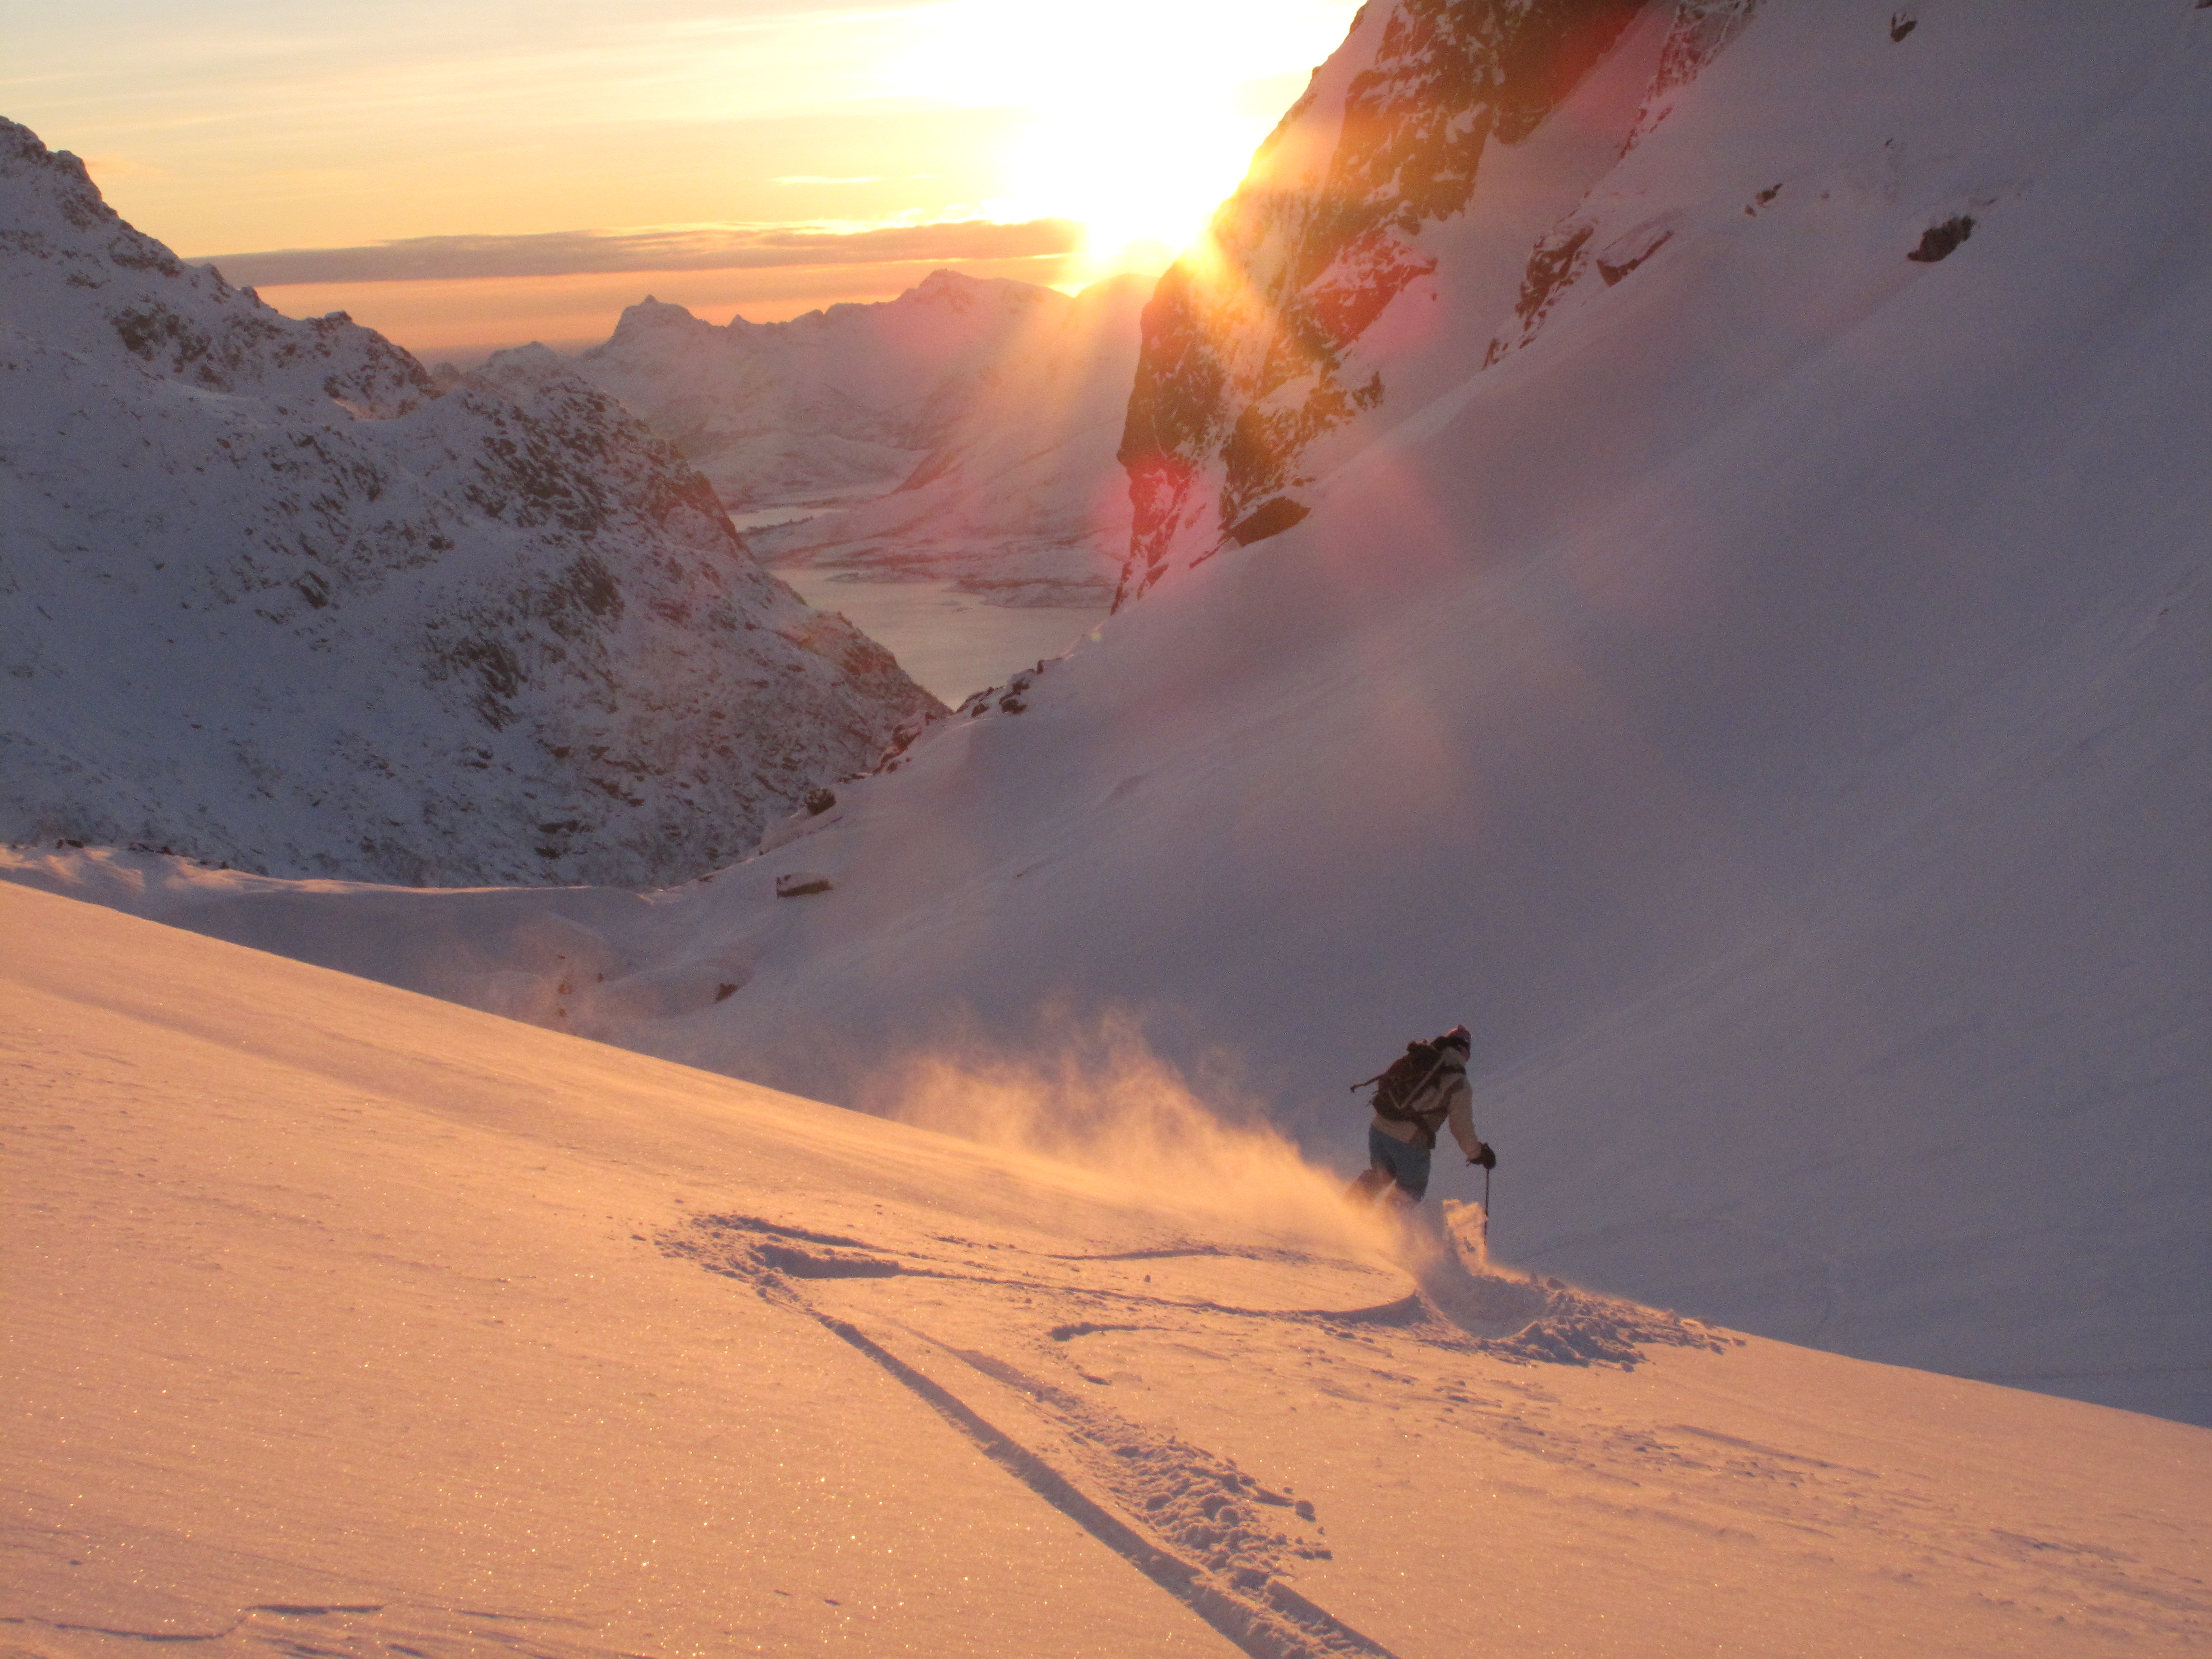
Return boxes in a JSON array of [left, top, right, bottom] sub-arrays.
[[0, 118, 939, 886], [490, 269, 1145, 608]]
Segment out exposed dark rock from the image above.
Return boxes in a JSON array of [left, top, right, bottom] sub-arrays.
[[1117, 0, 1660, 602], [1597, 230, 1674, 285], [1226, 496, 1314, 547], [1907, 215, 1976, 262]]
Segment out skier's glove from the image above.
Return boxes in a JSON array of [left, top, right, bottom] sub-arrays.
[[1471, 1143, 1497, 1170]]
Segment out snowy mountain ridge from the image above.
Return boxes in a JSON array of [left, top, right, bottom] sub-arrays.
[[535, 269, 1064, 511], [0, 118, 940, 886], [499, 268, 1144, 607], [740, 272, 1149, 607]]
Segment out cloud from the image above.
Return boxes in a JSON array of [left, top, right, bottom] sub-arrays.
[[195, 217, 1082, 288]]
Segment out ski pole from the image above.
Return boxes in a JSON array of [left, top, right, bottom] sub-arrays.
[[1483, 1163, 1492, 1249]]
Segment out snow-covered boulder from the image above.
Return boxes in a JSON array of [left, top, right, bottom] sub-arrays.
[[0, 118, 941, 886]]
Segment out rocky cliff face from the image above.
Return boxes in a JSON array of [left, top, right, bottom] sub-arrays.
[[0, 118, 940, 886], [1117, 0, 1758, 600]]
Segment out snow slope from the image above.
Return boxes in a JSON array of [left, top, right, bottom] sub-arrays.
[[8, 0, 2207, 1435], [8, 881, 2209, 1659], [654, 0, 2210, 1424], [513, 270, 1143, 607], [0, 119, 938, 887]]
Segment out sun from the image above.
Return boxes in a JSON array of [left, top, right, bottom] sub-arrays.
[[884, 0, 1361, 280], [997, 98, 1283, 280]]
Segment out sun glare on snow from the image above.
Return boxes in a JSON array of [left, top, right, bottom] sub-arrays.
[[884, 0, 1361, 278]]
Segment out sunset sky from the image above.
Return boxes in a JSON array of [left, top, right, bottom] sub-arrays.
[[5, 0, 1362, 357]]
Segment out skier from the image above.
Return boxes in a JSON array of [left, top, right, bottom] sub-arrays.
[[1348, 1025, 1494, 1207]]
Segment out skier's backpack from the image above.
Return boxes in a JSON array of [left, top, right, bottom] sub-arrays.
[[1358, 1040, 1447, 1122]]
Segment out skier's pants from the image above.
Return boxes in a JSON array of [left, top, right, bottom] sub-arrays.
[[1366, 1125, 1432, 1202]]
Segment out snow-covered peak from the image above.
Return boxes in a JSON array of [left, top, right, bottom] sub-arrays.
[[745, 270, 1153, 607], [473, 269, 1149, 618], [605, 293, 712, 340], [1, 119, 941, 885], [549, 267, 1092, 510], [468, 338, 574, 379], [0, 118, 429, 419], [887, 264, 1052, 319]]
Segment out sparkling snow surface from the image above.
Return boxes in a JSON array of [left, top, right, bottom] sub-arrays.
[[7, 882, 2208, 1659]]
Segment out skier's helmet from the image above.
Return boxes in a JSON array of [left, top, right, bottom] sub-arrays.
[[1438, 1024, 1472, 1054]]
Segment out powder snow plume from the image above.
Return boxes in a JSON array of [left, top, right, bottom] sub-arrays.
[[863, 1006, 1395, 1254]]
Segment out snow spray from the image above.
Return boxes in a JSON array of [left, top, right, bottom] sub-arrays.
[[862, 1005, 1397, 1254]]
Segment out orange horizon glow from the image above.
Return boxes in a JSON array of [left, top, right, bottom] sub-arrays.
[[245, 253, 1094, 362], [19, 1, 1363, 358]]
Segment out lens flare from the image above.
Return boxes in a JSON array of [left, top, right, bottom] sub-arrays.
[[881, 0, 1361, 278]]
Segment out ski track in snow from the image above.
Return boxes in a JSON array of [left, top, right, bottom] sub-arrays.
[[640, 1203, 2212, 1653], [10, 883, 2210, 1659], [657, 1210, 1732, 1659]]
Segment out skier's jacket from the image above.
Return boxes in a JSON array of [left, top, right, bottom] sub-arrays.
[[1372, 1050, 1483, 1158]]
